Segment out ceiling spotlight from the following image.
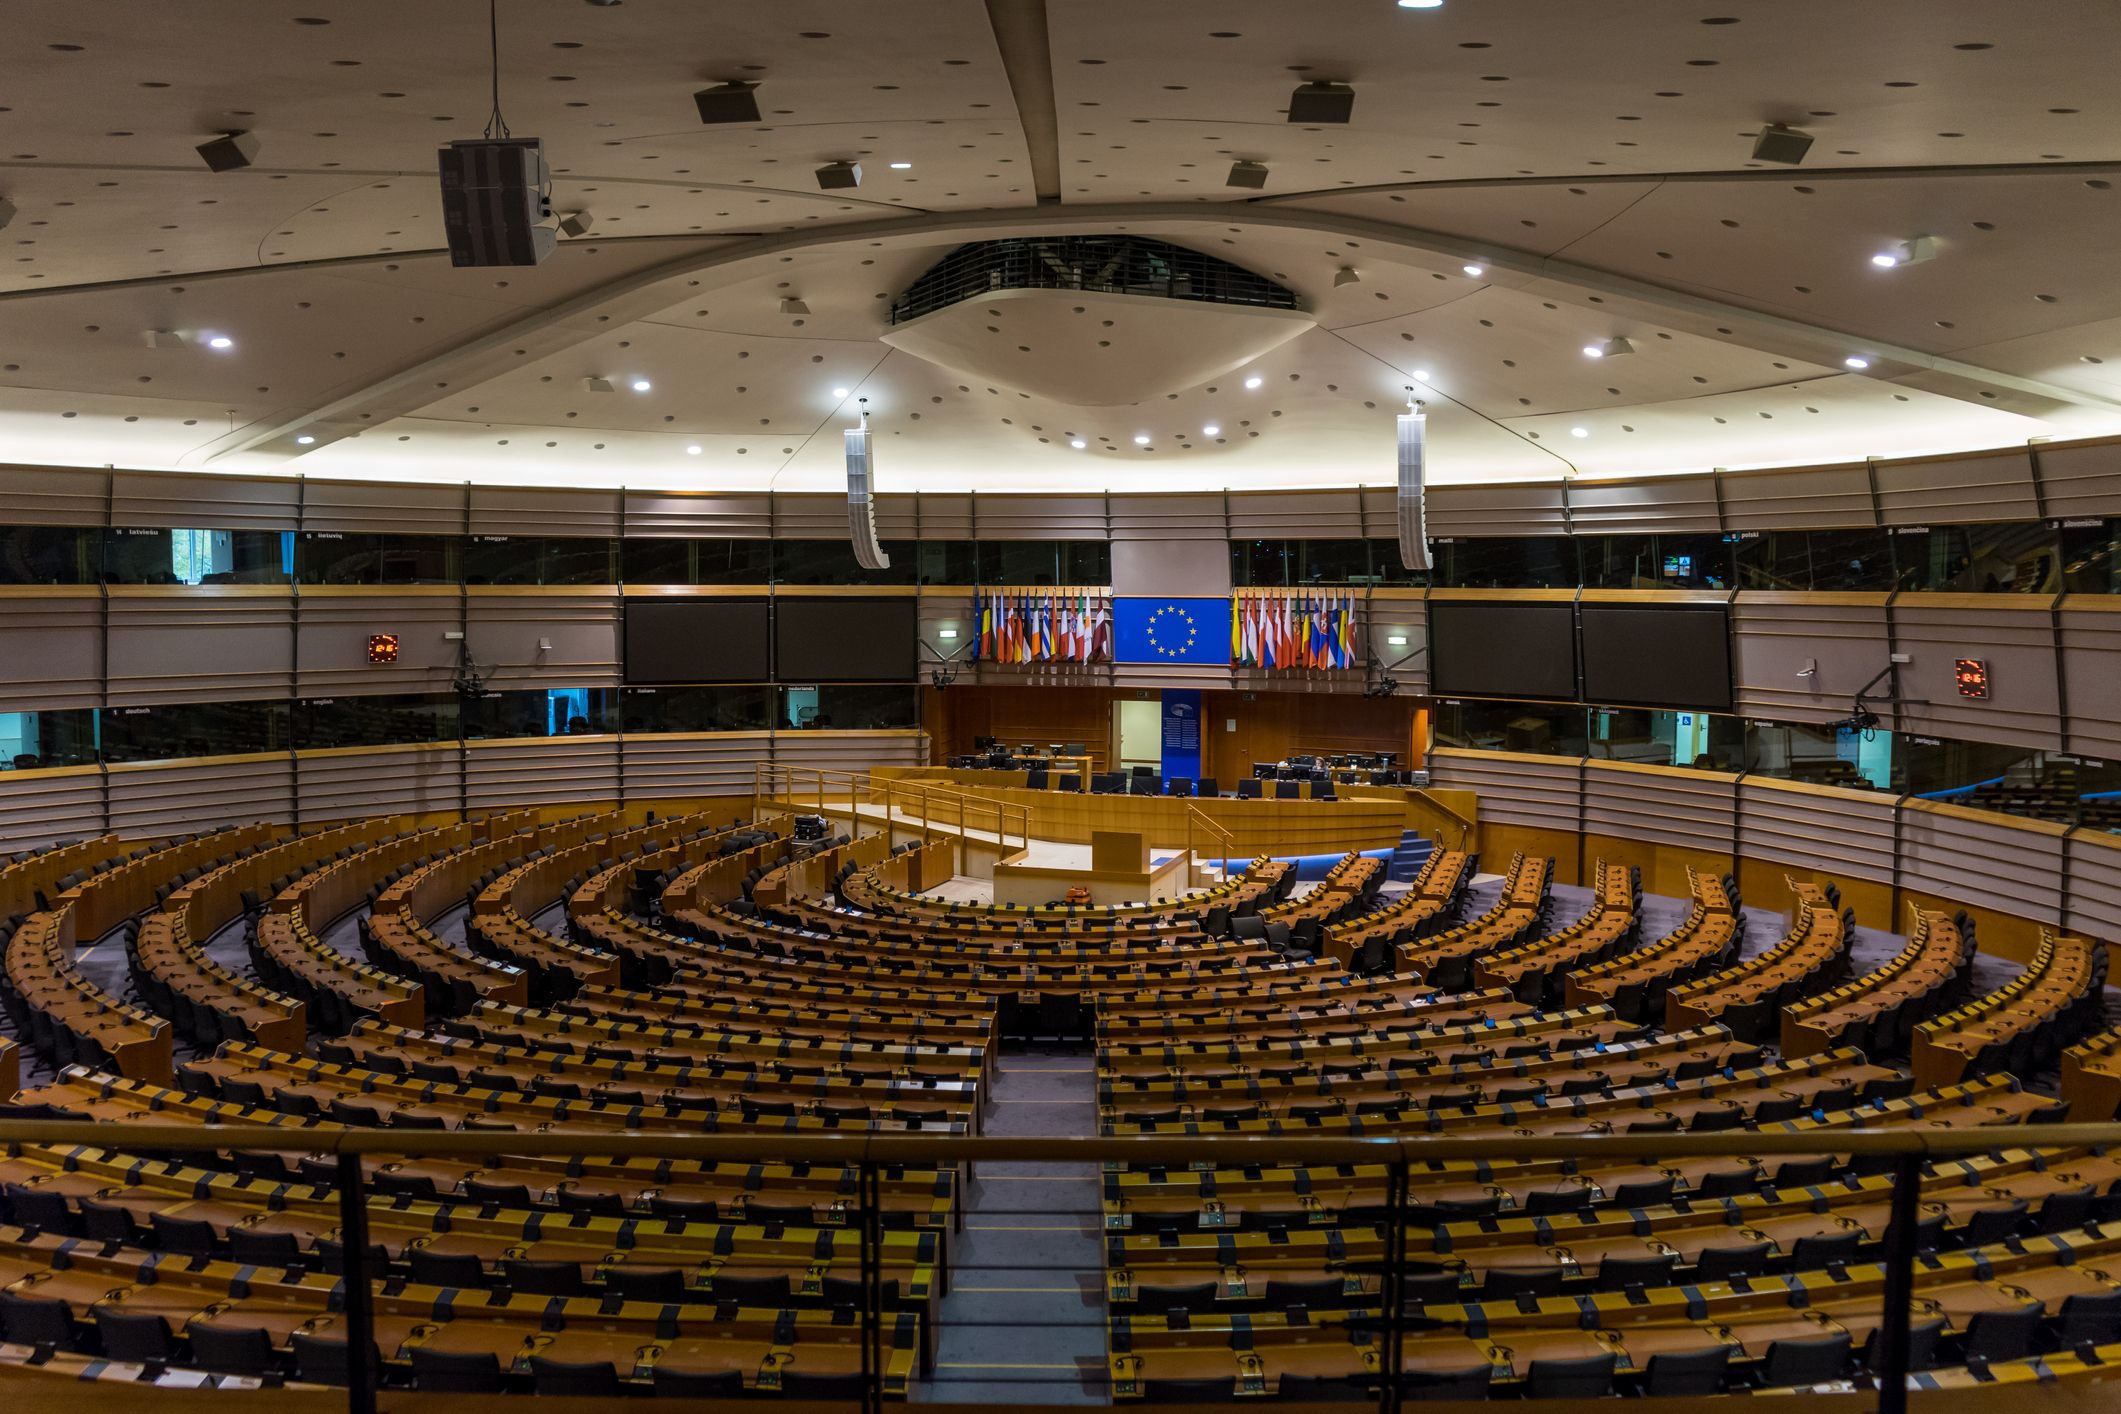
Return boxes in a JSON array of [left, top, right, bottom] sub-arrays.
[[557, 210, 594, 238], [584, 376, 615, 393], [693, 81, 761, 125], [1871, 236, 1938, 269], [1203, 424, 1220, 436], [630, 378, 652, 392], [1569, 426, 1590, 438], [1583, 337, 1635, 359], [814, 160, 862, 190], [1288, 80, 1356, 125], [295, 435, 316, 445], [1333, 267, 1361, 288], [1751, 122, 1815, 166], [1844, 355, 1872, 370], [1070, 438, 1087, 448], [206, 335, 234, 350], [1461, 263, 1485, 278], [1412, 368, 1431, 382], [1226, 159, 1269, 189], [1397, 0, 1444, 7], [1244, 375, 1264, 389], [831, 386, 850, 397], [779, 297, 810, 315], [1133, 434, 1151, 445], [888, 161, 912, 169], [685, 444, 703, 455], [196, 130, 259, 172]]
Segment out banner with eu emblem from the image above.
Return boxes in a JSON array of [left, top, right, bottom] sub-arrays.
[[1112, 597, 1233, 666]]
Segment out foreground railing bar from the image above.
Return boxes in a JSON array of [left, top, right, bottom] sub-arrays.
[[8, 1120, 2115, 1164], [335, 1151, 379, 1414], [1874, 1150, 1926, 1414]]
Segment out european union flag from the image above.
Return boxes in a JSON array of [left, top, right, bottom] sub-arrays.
[[1113, 597, 1232, 665]]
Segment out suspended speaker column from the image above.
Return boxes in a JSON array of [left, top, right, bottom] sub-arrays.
[[1396, 390, 1431, 573], [845, 398, 891, 571]]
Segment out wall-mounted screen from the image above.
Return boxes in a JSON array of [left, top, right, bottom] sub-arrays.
[[775, 597, 917, 682], [623, 600, 770, 683], [1578, 603, 1733, 711], [1427, 601, 1577, 701]]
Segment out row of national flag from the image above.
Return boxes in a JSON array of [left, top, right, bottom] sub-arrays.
[[1232, 589, 1360, 671], [976, 589, 1112, 664]]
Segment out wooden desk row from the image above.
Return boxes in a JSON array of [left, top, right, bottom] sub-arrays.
[[1914, 928, 2107, 1088], [1783, 908, 1976, 1059], [1664, 878, 1851, 1041], [1472, 860, 1640, 1006]]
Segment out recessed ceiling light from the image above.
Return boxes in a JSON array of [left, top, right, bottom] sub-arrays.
[[1584, 337, 1635, 359], [630, 378, 652, 392], [1570, 426, 1590, 438], [1461, 263, 1485, 277], [1244, 375, 1263, 389], [888, 161, 912, 169], [1070, 438, 1087, 448], [831, 387, 850, 397], [1844, 355, 1872, 370], [685, 444, 702, 454], [1412, 369, 1431, 382], [1871, 235, 1937, 269], [1398, 0, 1444, 8], [294, 434, 315, 445], [1202, 423, 1220, 436], [206, 335, 233, 349], [1134, 434, 1151, 445]]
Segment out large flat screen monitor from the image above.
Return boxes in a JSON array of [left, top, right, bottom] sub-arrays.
[[1427, 601, 1578, 701], [1579, 603, 1733, 711], [622, 600, 771, 683], [775, 597, 917, 682]]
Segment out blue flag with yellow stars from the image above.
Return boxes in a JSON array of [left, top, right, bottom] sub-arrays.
[[1112, 597, 1233, 665]]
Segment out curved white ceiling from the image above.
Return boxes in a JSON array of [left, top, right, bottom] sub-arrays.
[[1, 0, 2118, 492]]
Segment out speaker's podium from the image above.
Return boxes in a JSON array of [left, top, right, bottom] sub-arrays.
[[990, 829, 1192, 907]]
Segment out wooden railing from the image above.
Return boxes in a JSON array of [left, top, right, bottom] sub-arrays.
[[751, 763, 1033, 864], [1182, 803, 1237, 891]]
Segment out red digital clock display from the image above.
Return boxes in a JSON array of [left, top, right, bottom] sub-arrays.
[[1953, 658, 1990, 700]]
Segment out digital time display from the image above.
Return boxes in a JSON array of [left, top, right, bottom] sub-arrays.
[[1954, 657, 1990, 699]]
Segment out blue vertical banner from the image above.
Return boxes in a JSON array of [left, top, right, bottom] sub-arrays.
[[1161, 689, 1203, 782]]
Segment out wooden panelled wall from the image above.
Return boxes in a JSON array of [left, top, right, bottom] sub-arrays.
[[922, 685, 1423, 782]]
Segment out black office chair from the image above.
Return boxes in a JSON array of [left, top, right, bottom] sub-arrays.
[[606, 1265, 689, 1304], [188, 1324, 279, 1377], [410, 1248, 487, 1288], [1128, 775, 1158, 796], [1057, 773, 1082, 793], [653, 1366, 746, 1397], [410, 1347, 506, 1392], [1165, 777, 1193, 798], [1400, 1365, 1492, 1401], [93, 1308, 176, 1363], [1196, 777, 1219, 798], [0, 1291, 83, 1349], [530, 1357, 621, 1396], [1274, 779, 1302, 799], [1236, 778, 1263, 799], [1759, 1332, 1852, 1387], [1525, 1354, 1616, 1400], [1642, 1345, 1729, 1397]]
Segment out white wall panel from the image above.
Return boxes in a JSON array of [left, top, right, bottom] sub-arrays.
[[1875, 448, 2040, 526], [2058, 599, 2121, 758], [2064, 831, 2121, 940], [1730, 593, 1892, 725], [0, 768, 105, 855], [107, 754, 295, 840], [621, 492, 772, 538], [0, 592, 103, 712], [1735, 778, 1897, 887], [0, 465, 105, 526], [300, 480, 465, 536], [1900, 802, 2067, 923], [1227, 491, 1364, 539], [106, 589, 294, 706], [1719, 464, 1875, 530], [621, 733, 772, 799], [2033, 438, 2121, 521], [110, 472, 301, 532], [295, 590, 460, 697], [295, 744, 462, 822], [1891, 595, 2064, 750], [1426, 483, 1567, 537], [468, 486, 621, 538], [1583, 762, 1737, 852]]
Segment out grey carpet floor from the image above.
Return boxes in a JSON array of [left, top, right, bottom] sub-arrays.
[[919, 1044, 1108, 1405]]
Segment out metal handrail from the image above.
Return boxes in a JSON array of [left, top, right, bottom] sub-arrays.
[[1406, 786, 1474, 851], [11, 1116, 2111, 1414], [752, 762, 1033, 861], [1182, 803, 1237, 892]]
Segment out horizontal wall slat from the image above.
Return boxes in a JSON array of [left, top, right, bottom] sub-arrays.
[[1719, 465, 1875, 531], [1567, 476, 1721, 534]]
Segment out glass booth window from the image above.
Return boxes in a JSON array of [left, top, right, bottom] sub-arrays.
[[1433, 536, 1578, 589], [294, 693, 460, 750], [297, 533, 458, 585], [2060, 519, 2118, 594], [0, 526, 93, 585], [1746, 718, 1893, 791], [1431, 699, 1588, 758], [1586, 707, 1746, 771], [1366, 539, 1429, 587], [774, 539, 918, 586], [0, 710, 99, 770], [106, 528, 290, 586], [782, 685, 920, 731], [1580, 534, 1733, 590], [461, 689, 616, 739], [99, 701, 289, 763], [619, 685, 772, 733], [462, 536, 617, 586], [1896, 523, 2063, 594]]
